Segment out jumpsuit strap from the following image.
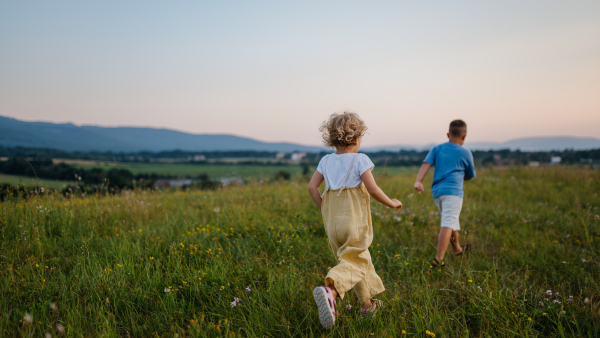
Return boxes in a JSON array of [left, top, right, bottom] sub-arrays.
[[320, 155, 331, 198], [337, 153, 358, 196]]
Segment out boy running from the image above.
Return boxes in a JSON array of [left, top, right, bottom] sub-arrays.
[[414, 120, 475, 268]]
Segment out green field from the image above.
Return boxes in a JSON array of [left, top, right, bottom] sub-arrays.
[[68, 161, 415, 180], [0, 174, 73, 190], [1, 166, 599, 337], [71, 162, 305, 180]]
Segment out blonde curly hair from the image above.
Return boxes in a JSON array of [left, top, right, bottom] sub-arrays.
[[319, 112, 368, 148]]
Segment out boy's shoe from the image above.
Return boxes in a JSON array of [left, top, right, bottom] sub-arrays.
[[455, 244, 472, 257], [313, 286, 338, 329], [360, 299, 382, 318], [431, 258, 445, 269]]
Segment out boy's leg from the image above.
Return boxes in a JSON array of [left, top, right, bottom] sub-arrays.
[[434, 196, 463, 263], [435, 227, 453, 262], [451, 230, 463, 254]]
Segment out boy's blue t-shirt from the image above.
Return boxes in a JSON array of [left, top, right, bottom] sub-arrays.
[[424, 142, 476, 199]]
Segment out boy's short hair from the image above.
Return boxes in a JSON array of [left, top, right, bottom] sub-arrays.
[[449, 120, 467, 137], [319, 112, 368, 148]]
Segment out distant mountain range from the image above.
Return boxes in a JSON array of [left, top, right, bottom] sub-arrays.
[[0, 116, 325, 153], [1, 115, 599, 153]]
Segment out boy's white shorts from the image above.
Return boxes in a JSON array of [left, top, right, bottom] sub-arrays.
[[434, 195, 463, 231]]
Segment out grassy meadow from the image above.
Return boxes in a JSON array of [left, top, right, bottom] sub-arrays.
[[1, 166, 599, 337], [66, 162, 305, 180]]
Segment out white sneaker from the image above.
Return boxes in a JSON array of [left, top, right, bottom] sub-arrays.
[[360, 299, 382, 318], [313, 286, 338, 329]]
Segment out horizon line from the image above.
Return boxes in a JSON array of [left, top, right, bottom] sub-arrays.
[[3, 114, 599, 148]]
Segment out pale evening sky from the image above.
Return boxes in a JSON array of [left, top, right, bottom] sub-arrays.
[[1, 1, 599, 147]]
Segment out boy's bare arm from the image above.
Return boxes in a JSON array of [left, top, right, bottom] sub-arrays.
[[361, 169, 402, 209], [307, 171, 325, 210], [414, 162, 431, 193]]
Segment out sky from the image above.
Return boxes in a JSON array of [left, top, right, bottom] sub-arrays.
[[1, 1, 599, 148]]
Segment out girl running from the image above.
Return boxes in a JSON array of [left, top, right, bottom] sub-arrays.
[[307, 112, 402, 329]]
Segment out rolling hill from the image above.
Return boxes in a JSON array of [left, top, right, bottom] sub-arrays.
[[0, 116, 325, 153], [2, 115, 599, 152]]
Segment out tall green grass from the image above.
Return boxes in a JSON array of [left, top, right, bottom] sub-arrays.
[[1, 166, 599, 337]]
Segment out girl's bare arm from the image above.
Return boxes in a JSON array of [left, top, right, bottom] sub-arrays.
[[361, 169, 402, 209], [307, 170, 325, 210]]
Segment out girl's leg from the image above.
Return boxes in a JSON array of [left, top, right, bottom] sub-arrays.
[[329, 284, 338, 299], [353, 259, 385, 310], [353, 279, 376, 309]]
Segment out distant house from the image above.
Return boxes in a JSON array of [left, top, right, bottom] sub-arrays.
[[212, 177, 243, 186], [156, 178, 193, 189], [275, 153, 285, 159], [193, 154, 206, 162], [291, 152, 306, 161], [493, 154, 504, 165], [550, 156, 562, 165], [528, 161, 540, 167]]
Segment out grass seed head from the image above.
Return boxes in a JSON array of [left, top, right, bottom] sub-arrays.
[[23, 313, 33, 324]]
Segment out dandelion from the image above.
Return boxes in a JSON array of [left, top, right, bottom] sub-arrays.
[[543, 313, 547, 316], [468, 280, 472, 283], [425, 330, 436, 337], [562, 261, 567, 264], [150, 257, 154, 260], [45, 333, 52, 338], [23, 313, 33, 324], [584, 297, 590, 304], [402, 330, 407, 334], [56, 323, 65, 334], [164, 288, 171, 293], [213, 207, 221, 213], [546, 290, 552, 296], [245, 286, 251, 293], [50, 303, 58, 312], [346, 304, 352, 310]]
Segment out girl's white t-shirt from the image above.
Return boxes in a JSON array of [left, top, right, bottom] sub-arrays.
[[317, 153, 375, 189]]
